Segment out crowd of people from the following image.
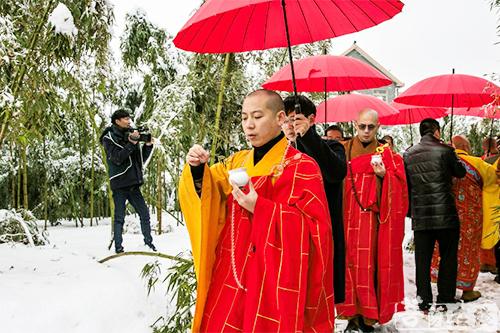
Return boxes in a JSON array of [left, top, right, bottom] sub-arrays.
[[175, 89, 499, 332]]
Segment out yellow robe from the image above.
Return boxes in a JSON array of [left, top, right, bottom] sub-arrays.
[[178, 137, 288, 332], [456, 150, 500, 249]]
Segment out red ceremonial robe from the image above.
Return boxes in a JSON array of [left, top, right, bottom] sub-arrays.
[[430, 157, 483, 290], [337, 138, 408, 324], [180, 138, 334, 332]]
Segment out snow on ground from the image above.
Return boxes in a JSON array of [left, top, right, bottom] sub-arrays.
[[0, 214, 190, 333], [0, 216, 499, 332]]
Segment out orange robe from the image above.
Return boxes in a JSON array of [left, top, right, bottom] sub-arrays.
[[179, 137, 334, 332], [337, 138, 408, 324]]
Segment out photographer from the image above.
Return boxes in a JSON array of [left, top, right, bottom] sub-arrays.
[[100, 109, 156, 253]]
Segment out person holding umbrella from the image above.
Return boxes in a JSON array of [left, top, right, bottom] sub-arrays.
[[179, 89, 335, 332], [338, 109, 408, 332], [282, 94, 347, 304]]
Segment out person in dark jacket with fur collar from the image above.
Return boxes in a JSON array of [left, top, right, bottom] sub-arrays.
[[404, 118, 466, 312], [282, 95, 347, 304], [100, 109, 156, 253]]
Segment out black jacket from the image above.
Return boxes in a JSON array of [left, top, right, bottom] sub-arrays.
[[100, 125, 153, 191], [403, 134, 466, 231], [296, 126, 347, 303]]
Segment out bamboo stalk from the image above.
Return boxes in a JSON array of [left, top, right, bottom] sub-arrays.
[[156, 157, 162, 235], [17, 146, 21, 209], [21, 143, 28, 209], [43, 139, 48, 230], [209, 53, 232, 166], [98, 251, 191, 264], [90, 129, 95, 227], [0, 0, 55, 146]]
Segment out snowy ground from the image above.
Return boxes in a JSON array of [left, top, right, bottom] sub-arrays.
[[0, 216, 499, 333]]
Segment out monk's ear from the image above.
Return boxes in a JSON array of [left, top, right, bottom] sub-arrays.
[[276, 110, 286, 125]]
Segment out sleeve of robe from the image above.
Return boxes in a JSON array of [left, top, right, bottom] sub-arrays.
[[378, 149, 409, 324], [476, 158, 500, 249], [178, 155, 236, 332], [250, 156, 334, 332]]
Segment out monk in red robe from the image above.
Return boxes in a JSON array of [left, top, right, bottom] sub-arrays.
[[179, 89, 334, 332], [337, 109, 408, 332]]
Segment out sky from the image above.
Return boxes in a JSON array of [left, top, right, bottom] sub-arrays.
[[109, 0, 500, 89]]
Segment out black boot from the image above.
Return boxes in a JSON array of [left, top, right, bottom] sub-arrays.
[[358, 317, 375, 332], [344, 318, 360, 333]]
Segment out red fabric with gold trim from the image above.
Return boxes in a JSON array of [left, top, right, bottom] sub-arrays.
[[431, 158, 483, 291], [338, 148, 407, 324], [200, 147, 334, 332]]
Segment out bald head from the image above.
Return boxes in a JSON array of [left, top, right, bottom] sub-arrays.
[[452, 135, 471, 153], [357, 108, 379, 123], [355, 108, 380, 143], [245, 89, 284, 114]]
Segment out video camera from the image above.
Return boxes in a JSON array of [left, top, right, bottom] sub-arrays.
[[127, 126, 152, 143]]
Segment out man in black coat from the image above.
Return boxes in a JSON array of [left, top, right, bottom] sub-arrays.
[[404, 118, 466, 311], [100, 109, 156, 253], [283, 95, 347, 303]]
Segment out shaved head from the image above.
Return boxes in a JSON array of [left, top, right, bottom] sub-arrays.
[[355, 108, 380, 143], [452, 135, 471, 153], [357, 108, 379, 123], [245, 89, 284, 114]]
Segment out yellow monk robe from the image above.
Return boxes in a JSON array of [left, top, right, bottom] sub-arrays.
[[179, 136, 334, 332], [481, 158, 500, 249]]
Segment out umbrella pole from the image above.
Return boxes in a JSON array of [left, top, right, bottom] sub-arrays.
[[450, 95, 454, 142], [488, 118, 495, 156], [281, 0, 301, 114], [409, 124, 413, 145], [324, 79, 327, 131]]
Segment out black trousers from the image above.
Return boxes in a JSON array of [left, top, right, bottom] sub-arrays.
[[414, 227, 460, 304], [495, 240, 500, 272], [112, 185, 153, 251]]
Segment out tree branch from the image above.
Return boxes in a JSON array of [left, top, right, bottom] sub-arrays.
[[98, 251, 191, 264]]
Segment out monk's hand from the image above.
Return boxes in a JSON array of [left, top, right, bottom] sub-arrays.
[[372, 161, 386, 178], [231, 180, 258, 214], [187, 144, 209, 166], [293, 114, 311, 137]]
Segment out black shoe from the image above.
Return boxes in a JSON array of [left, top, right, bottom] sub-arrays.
[[358, 317, 375, 333], [418, 301, 431, 314], [435, 304, 448, 312], [494, 274, 500, 284], [146, 243, 157, 251], [115, 247, 124, 254], [344, 319, 360, 333]]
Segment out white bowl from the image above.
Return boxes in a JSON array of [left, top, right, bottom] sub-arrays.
[[228, 168, 249, 187]]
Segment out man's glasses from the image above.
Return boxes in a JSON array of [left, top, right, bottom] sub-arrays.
[[358, 124, 376, 131]]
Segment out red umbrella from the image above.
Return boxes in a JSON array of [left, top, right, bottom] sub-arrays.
[[380, 102, 447, 125], [380, 102, 447, 144], [174, 0, 404, 53], [261, 55, 392, 92], [174, 0, 404, 98], [447, 105, 500, 154], [394, 70, 499, 138], [446, 105, 500, 119], [316, 93, 398, 123]]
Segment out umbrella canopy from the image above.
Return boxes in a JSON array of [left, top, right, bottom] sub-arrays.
[[261, 54, 392, 92], [316, 94, 399, 123], [394, 73, 498, 108], [446, 106, 500, 119], [379, 102, 447, 125], [173, 0, 405, 53]]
